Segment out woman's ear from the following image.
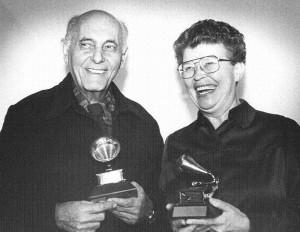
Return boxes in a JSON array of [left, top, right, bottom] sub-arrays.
[[234, 62, 245, 82]]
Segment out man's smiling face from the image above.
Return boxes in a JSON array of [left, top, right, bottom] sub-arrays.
[[64, 13, 125, 102]]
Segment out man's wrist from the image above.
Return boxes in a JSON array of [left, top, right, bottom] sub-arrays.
[[145, 209, 157, 224], [143, 196, 157, 224]]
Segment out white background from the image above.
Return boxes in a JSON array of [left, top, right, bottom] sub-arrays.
[[1, 0, 300, 140]]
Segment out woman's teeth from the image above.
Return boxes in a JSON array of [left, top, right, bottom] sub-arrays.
[[196, 85, 216, 95]]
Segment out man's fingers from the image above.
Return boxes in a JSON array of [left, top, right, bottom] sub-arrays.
[[107, 197, 133, 207], [130, 181, 143, 190], [110, 209, 139, 224], [89, 201, 117, 213], [111, 209, 136, 219], [85, 211, 106, 222], [130, 181, 146, 198]]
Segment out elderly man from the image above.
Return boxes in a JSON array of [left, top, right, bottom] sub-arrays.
[[0, 10, 169, 232], [160, 19, 300, 232]]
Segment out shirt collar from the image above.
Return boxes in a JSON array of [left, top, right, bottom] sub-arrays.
[[196, 99, 256, 129], [46, 73, 143, 120], [72, 81, 115, 114]]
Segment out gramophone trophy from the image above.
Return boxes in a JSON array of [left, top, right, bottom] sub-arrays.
[[172, 153, 221, 218], [88, 137, 137, 202]]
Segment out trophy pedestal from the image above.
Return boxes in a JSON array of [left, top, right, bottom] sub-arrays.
[[172, 186, 221, 219], [88, 169, 137, 202], [89, 180, 138, 202], [172, 202, 221, 218]]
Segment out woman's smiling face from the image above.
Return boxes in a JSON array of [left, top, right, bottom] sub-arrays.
[[182, 43, 244, 118]]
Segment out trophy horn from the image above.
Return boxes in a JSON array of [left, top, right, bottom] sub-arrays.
[[176, 154, 210, 175], [176, 153, 218, 185]]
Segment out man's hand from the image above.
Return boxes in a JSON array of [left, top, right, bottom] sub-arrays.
[[185, 198, 250, 232], [55, 200, 117, 232], [108, 181, 153, 224]]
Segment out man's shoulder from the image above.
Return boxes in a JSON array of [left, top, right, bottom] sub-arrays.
[[4, 77, 72, 127], [10, 85, 58, 114], [8, 76, 71, 117], [1, 85, 61, 133]]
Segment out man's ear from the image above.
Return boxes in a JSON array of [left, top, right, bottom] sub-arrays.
[[120, 47, 128, 69], [61, 39, 69, 63], [234, 62, 245, 82]]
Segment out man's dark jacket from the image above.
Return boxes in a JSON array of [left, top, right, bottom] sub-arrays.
[[0, 74, 169, 232]]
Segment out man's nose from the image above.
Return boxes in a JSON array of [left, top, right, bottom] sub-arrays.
[[91, 49, 105, 63]]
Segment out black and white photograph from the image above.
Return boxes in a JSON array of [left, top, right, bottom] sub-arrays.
[[1, 0, 299, 231]]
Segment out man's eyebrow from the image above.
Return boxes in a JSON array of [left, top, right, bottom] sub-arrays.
[[104, 40, 118, 45], [78, 38, 118, 45], [79, 37, 93, 43]]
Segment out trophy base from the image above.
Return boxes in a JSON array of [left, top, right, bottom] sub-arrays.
[[172, 202, 222, 219], [89, 180, 138, 202]]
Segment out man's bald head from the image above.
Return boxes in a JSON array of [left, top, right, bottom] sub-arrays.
[[63, 10, 128, 52]]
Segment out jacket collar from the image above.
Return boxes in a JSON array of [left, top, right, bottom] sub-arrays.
[[46, 73, 76, 120], [228, 99, 256, 128], [109, 81, 144, 119], [46, 73, 143, 120], [196, 99, 256, 129]]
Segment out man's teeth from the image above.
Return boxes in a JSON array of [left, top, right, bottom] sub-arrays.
[[87, 68, 105, 74], [196, 85, 216, 94]]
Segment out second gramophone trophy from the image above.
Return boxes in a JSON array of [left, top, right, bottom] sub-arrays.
[[172, 153, 221, 219], [88, 137, 137, 202]]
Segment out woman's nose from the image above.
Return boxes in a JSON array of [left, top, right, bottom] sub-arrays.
[[193, 62, 206, 80]]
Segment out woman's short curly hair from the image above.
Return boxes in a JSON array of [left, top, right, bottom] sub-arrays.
[[173, 19, 246, 65]]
